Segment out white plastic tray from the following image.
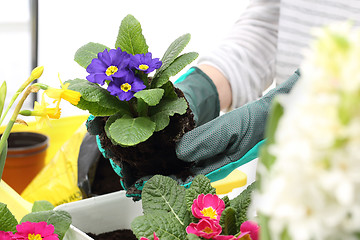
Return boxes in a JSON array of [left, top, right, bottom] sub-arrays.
[[55, 190, 143, 239]]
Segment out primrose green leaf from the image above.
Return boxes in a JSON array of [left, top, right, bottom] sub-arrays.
[[141, 175, 189, 223], [161, 81, 178, 100], [0, 203, 18, 232], [115, 14, 148, 55], [186, 234, 202, 240], [108, 115, 155, 146], [185, 175, 216, 210], [153, 52, 199, 88], [32, 200, 55, 212], [150, 97, 188, 131], [219, 207, 238, 236], [20, 210, 72, 240], [65, 79, 130, 116], [156, 34, 191, 74], [74, 42, 109, 69], [0, 81, 6, 118], [231, 182, 256, 228], [134, 88, 164, 106], [132, 212, 187, 240]]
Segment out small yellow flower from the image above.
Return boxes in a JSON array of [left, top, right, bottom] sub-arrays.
[[33, 94, 61, 128], [45, 74, 81, 111]]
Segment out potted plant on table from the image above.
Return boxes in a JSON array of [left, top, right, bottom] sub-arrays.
[[66, 14, 199, 199]]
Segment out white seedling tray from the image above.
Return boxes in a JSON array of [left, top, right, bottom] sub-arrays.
[[55, 190, 143, 239]]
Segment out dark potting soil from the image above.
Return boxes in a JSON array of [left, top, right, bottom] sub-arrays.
[[87, 229, 137, 240], [96, 87, 196, 198]]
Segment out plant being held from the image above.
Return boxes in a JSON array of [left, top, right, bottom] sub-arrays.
[[131, 174, 259, 240], [0, 200, 71, 240], [66, 14, 198, 147]]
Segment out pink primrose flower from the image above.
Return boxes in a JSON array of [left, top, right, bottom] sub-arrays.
[[0, 231, 14, 240], [191, 193, 225, 221], [240, 221, 260, 240], [186, 218, 222, 239], [140, 232, 159, 240], [12, 221, 58, 240], [213, 233, 252, 240]]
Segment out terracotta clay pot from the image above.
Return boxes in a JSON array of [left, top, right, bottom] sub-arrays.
[[2, 132, 49, 194]]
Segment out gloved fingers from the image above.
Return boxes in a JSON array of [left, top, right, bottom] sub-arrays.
[[86, 115, 105, 135], [176, 108, 252, 163], [125, 175, 153, 201], [176, 69, 301, 164], [262, 69, 300, 102], [175, 67, 220, 126]]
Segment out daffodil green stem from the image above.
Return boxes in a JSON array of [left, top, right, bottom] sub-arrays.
[[0, 85, 39, 180], [0, 66, 43, 126], [0, 77, 33, 126]]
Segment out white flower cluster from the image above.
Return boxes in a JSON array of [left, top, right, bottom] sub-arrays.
[[253, 22, 360, 240]]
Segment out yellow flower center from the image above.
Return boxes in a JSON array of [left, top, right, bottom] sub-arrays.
[[200, 207, 217, 219], [106, 66, 119, 76], [203, 227, 213, 234], [121, 83, 132, 92], [139, 64, 149, 71], [28, 233, 43, 240]]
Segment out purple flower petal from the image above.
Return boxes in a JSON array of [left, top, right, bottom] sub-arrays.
[[131, 78, 146, 92], [86, 48, 132, 85], [130, 52, 162, 74]]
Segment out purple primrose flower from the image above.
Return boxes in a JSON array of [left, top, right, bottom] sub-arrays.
[[107, 71, 146, 101], [130, 52, 162, 74], [86, 48, 130, 85]]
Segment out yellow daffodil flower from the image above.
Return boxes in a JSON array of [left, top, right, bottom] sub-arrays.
[[44, 74, 81, 112], [32, 94, 61, 128]]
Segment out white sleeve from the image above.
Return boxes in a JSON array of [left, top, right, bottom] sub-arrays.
[[198, 0, 280, 108]]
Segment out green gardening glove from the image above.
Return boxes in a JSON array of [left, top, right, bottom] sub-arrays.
[[174, 70, 301, 184], [175, 67, 220, 126]]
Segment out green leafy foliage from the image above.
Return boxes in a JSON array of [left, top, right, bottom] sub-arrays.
[[155, 34, 191, 75], [150, 98, 188, 131], [107, 115, 156, 146], [185, 175, 216, 211], [230, 182, 256, 229], [0, 81, 6, 118], [74, 42, 109, 68], [20, 210, 72, 240], [134, 88, 164, 106], [132, 175, 256, 240], [32, 200, 55, 212], [0, 203, 18, 232], [65, 79, 129, 116], [219, 207, 237, 236], [152, 52, 199, 88], [186, 234, 202, 240], [132, 175, 190, 240], [115, 14, 148, 55]]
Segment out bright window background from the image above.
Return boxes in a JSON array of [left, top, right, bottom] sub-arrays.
[[1, 0, 249, 120]]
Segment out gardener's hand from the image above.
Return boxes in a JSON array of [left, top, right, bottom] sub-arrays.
[[124, 70, 300, 200], [174, 70, 301, 183], [174, 67, 220, 126]]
